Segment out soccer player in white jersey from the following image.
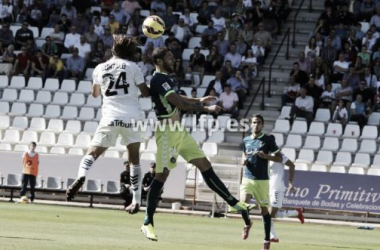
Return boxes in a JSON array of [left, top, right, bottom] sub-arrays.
[[66, 35, 150, 214], [269, 150, 304, 243]]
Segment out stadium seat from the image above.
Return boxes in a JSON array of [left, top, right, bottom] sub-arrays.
[[8, 102, 26, 116], [140, 9, 150, 17], [35, 39, 45, 48], [281, 147, 296, 161], [314, 109, 331, 123], [192, 130, 206, 143], [360, 125, 378, 140], [351, 153, 370, 168], [73, 134, 92, 149], [9, 116, 28, 131], [302, 135, 321, 151], [105, 180, 119, 194], [0, 75, 8, 88], [94, 108, 102, 121], [9, 75, 25, 89], [271, 133, 284, 148], [200, 75, 214, 88], [330, 166, 346, 173], [272, 119, 290, 134], [307, 122, 325, 136], [348, 167, 366, 175], [76, 80, 92, 94], [26, 103, 44, 117], [84, 179, 102, 192], [310, 164, 328, 172], [295, 163, 309, 171], [63, 120, 82, 135], [358, 139, 377, 154], [28, 117, 46, 132], [46, 119, 64, 133], [359, 21, 370, 33], [2, 130, 21, 144], [86, 95, 101, 108], [290, 120, 307, 134], [61, 106, 78, 120], [145, 139, 157, 153], [0, 115, 10, 130], [45, 176, 62, 190], [321, 137, 339, 152], [314, 150, 333, 165], [333, 152, 352, 166], [81, 121, 98, 135], [14, 144, 29, 152], [38, 132, 56, 146], [104, 151, 120, 158], [68, 148, 84, 156], [371, 154, 380, 168], [197, 87, 206, 97], [340, 138, 358, 153], [188, 37, 201, 49], [60, 79, 76, 92], [193, 74, 200, 86], [77, 107, 95, 121], [43, 78, 60, 91], [29, 26, 39, 38], [35, 90, 52, 104], [284, 134, 302, 149], [51, 92, 69, 105], [39, 27, 54, 39], [2, 89, 18, 102], [50, 146, 66, 154], [18, 89, 34, 103], [278, 106, 292, 119], [25, 77, 43, 90], [85, 68, 94, 80], [6, 173, 22, 187], [207, 130, 224, 143], [43, 105, 61, 119], [139, 98, 152, 111], [182, 48, 193, 61], [0, 101, 10, 115], [60, 53, 71, 60], [0, 143, 12, 151], [325, 123, 342, 137], [37, 146, 48, 153], [181, 87, 192, 97], [202, 142, 218, 157], [295, 149, 314, 164], [367, 168, 380, 176], [68, 93, 85, 106], [342, 124, 360, 138], [56, 133, 74, 147], [141, 152, 156, 161], [195, 24, 207, 34], [367, 112, 380, 126]]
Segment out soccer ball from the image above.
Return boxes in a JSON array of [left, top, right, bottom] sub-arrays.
[[19, 196, 30, 204], [142, 15, 165, 39]]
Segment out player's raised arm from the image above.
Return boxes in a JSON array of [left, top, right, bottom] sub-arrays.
[[166, 92, 221, 113], [179, 95, 218, 104]]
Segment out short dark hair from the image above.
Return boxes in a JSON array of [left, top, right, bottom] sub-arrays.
[[30, 141, 37, 147], [123, 161, 129, 165], [152, 47, 169, 65], [150, 162, 156, 168], [252, 114, 264, 124], [112, 35, 140, 61]]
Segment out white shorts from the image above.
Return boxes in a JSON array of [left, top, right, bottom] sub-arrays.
[[90, 119, 143, 148], [270, 190, 285, 208]]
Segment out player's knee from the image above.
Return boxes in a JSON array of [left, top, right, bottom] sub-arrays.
[[191, 157, 211, 172]]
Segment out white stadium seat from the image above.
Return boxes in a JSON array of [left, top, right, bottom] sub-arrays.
[[202, 142, 218, 157], [145, 139, 157, 153], [26, 103, 44, 117], [73, 134, 92, 149], [348, 167, 366, 175], [310, 164, 327, 172], [284, 134, 302, 149], [56, 133, 74, 147], [188, 37, 201, 49], [314, 150, 333, 165], [84, 179, 102, 192], [2, 89, 18, 102], [50, 146, 66, 155], [290, 120, 307, 134], [314, 108, 331, 122], [28, 117, 46, 132], [371, 154, 380, 168], [0, 115, 10, 130], [321, 137, 339, 152], [8, 102, 26, 116], [367, 112, 380, 126], [201, 75, 214, 88], [76, 80, 92, 94], [20, 131, 38, 144], [351, 153, 370, 168], [68, 93, 85, 106], [9, 75, 25, 89], [192, 130, 206, 143], [330, 166, 346, 173], [46, 119, 64, 133], [295, 149, 314, 164], [295, 163, 309, 171], [40, 27, 54, 39], [85, 68, 94, 80], [43, 105, 61, 119], [182, 48, 193, 61], [77, 107, 95, 121], [26, 77, 43, 90], [2, 130, 21, 144], [64, 120, 82, 135], [302, 135, 321, 151], [18, 89, 34, 103], [340, 138, 358, 153], [43, 78, 60, 91], [38, 132, 56, 146], [342, 124, 360, 139], [94, 108, 102, 121], [35, 91, 52, 104], [207, 130, 224, 143], [272, 119, 290, 134], [325, 123, 342, 137], [360, 125, 378, 140], [9, 116, 28, 130], [0, 143, 12, 151], [333, 152, 352, 166], [86, 95, 101, 108], [358, 139, 377, 154], [61, 106, 78, 120], [0, 75, 8, 88], [68, 148, 84, 156], [51, 92, 69, 105], [104, 151, 120, 158], [0, 101, 10, 115], [271, 133, 284, 148], [45, 176, 62, 189], [367, 168, 380, 176], [281, 148, 296, 161], [81, 121, 98, 135], [307, 122, 325, 136], [60, 79, 76, 92], [279, 106, 292, 119]]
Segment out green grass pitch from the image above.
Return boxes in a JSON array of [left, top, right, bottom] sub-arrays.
[[0, 202, 378, 250]]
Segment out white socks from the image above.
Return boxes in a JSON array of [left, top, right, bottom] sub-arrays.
[[275, 209, 299, 218], [270, 220, 277, 239], [77, 155, 95, 178], [130, 164, 142, 204]]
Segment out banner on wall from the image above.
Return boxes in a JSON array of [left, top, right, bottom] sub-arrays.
[[282, 170, 380, 213]]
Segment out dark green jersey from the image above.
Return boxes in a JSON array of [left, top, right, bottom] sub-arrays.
[[150, 72, 177, 120], [242, 133, 279, 180]]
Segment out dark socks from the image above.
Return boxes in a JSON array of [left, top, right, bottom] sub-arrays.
[[143, 179, 164, 226], [241, 210, 251, 226], [201, 168, 238, 206], [263, 213, 271, 241]]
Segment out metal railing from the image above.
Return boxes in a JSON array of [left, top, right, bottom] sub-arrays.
[[267, 27, 290, 98], [292, 0, 313, 47], [243, 76, 265, 119]]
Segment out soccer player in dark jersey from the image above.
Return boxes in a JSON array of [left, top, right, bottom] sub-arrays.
[[241, 114, 282, 250], [140, 47, 254, 241], [120, 161, 132, 208]]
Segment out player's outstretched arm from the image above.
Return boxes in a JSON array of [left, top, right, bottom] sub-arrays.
[[180, 95, 217, 104], [167, 93, 221, 113]]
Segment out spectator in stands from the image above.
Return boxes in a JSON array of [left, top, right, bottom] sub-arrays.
[[20, 142, 39, 204], [12, 46, 30, 78], [171, 18, 193, 49], [181, 7, 198, 31], [213, 31, 229, 57], [111, 2, 130, 24], [373, 58, 380, 79], [205, 70, 226, 96], [370, 24, 380, 39], [321, 37, 338, 71], [189, 47, 205, 74], [251, 38, 265, 65], [164, 32, 179, 47], [0, 44, 15, 76], [287, 86, 314, 126], [212, 9, 226, 32], [168, 40, 182, 60], [0, 0, 13, 23], [226, 69, 248, 109], [224, 43, 242, 69], [137, 53, 154, 78], [49, 24, 65, 53], [319, 5, 335, 27], [221, 59, 234, 80], [241, 49, 258, 69], [236, 34, 249, 56], [26, 38, 37, 56], [242, 65, 256, 86], [341, 41, 357, 64], [253, 22, 272, 54], [314, 32, 325, 48], [354, 56, 365, 76], [145, 35, 165, 49], [354, 79, 375, 105], [58, 13, 71, 34], [122, 0, 142, 15], [93, 17, 104, 37], [344, 66, 361, 93], [173, 58, 185, 86], [305, 36, 320, 60], [28, 2, 43, 29], [41, 36, 58, 56], [100, 26, 114, 49], [314, 18, 329, 37], [204, 45, 224, 74], [84, 25, 99, 50], [64, 25, 81, 53], [205, 88, 219, 106], [71, 12, 89, 35], [0, 23, 13, 48], [362, 31, 376, 52], [305, 77, 322, 112], [364, 67, 378, 92], [361, 0, 375, 22], [119, 161, 133, 208], [15, 22, 34, 50], [312, 57, 329, 85], [197, 1, 212, 25], [61, 1, 77, 21], [347, 29, 361, 49], [320, 83, 335, 111], [357, 45, 371, 67], [240, 23, 254, 45], [76, 35, 91, 60], [350, 94, 371, 129], [142, 162, 160, 201], [65, 47, 85, 82], [333, 53, 349, 83], [223, 19, 239, 44], [314, 67, 325, 89], [281, 75, 300, 107], [163, 6, 178, 34], [30, 49, 49, 78], [297, 52, 311, 75], [47, 8, 60, 28], [230, 13, 242, 33], [290, 62, 309, 86], [46, 53, 64, 81], [372, 86, 380, 112], [107, 14, 120, 34], [337, 3, 353, 26], [201, 20, 218, 50], [335, 22, 349, 42], [150, 0, 166, 17], [89, 41, 105, 68], [332, 99, 348, 125], [332, 79, 353, 109], [370, 6, 380, 29], [252, 1, 264, 26], [218, 83, 239, 118]]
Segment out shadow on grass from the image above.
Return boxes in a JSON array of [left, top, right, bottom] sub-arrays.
[[0, 236, 55, 241]]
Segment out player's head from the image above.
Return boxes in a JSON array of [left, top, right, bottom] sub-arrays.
[[29, 141, 37, 151], [152, 47, 175, 73], [112, 35, 139, 61], [251, 114, 264, 133], [150, 162, 156, 173], [123, 160, 130, 170]]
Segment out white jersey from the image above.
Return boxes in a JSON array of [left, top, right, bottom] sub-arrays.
[[269, 161, 286, 192], [93, 57, 145, 122]]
